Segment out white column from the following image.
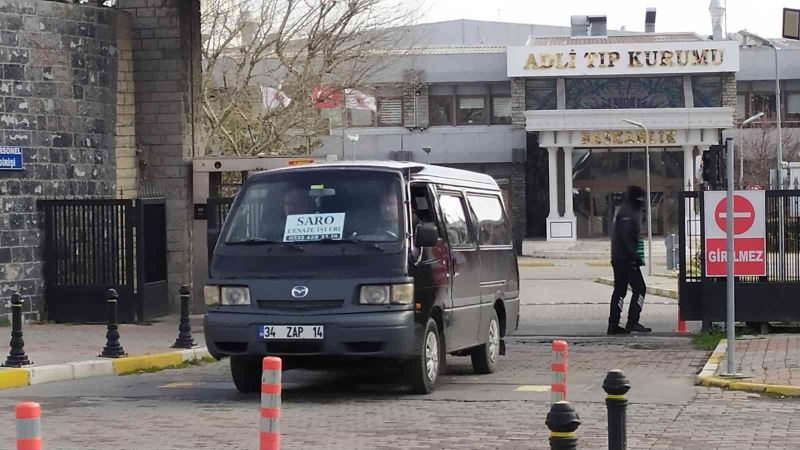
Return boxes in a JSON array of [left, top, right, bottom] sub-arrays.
[[546, 147, 559, 219], [563, 147, 575, 218], [546, 147, 577, 241], [682, 145, 695, 191]]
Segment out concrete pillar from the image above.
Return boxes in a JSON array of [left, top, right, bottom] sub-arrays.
[[682, 145, 695, 191], [546, 147, 559, 219], [546, 147, 577, 241], [563, 147, 575, 219]]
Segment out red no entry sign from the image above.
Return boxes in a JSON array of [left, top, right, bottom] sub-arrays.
[[704, 190, 766, 277], [714, 195, 756, 235]]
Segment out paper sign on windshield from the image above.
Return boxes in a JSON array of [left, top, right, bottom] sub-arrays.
[[283, 213, 345, 242]]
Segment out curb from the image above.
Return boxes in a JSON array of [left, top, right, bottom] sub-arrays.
[[0, 347, 212, 390], [518, 259, 556, 267], [594, 277, 679, 299], [695, 339, 800, 397]]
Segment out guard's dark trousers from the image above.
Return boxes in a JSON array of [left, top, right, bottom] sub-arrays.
[[609, 261, 646, 326]]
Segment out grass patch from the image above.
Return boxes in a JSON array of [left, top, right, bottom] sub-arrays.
[[119, 356, 216, 376], [692, 330, 725, 351]]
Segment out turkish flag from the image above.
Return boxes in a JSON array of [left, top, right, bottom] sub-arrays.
[[311, 86, 342, 109]]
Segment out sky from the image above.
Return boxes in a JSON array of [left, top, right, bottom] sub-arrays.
[[415, 0, 789, 38]]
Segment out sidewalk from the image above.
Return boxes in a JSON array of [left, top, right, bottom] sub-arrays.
[[594, 272, 679, 299], [697, 335, 800, 396], [0, 315, 210, 389]]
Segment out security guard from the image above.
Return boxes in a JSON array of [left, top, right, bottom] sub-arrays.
[[608, 185, 652, 335]]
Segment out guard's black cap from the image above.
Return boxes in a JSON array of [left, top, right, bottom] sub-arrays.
[[626, 185, 646, 207]]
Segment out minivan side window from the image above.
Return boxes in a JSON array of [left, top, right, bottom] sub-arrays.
[[468, 194, 511, 246], [438, 193, 474, 247]]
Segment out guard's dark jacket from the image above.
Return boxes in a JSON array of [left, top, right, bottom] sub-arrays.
[[611, 201, 641, 265]]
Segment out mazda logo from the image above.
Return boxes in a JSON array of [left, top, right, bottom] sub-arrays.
[[291, 286, 309, 299]]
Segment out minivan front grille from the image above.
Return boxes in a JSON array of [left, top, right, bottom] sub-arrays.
[[257, 299, 344, 312]]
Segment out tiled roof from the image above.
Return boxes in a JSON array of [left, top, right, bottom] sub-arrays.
[[383, 46, 507, 55]]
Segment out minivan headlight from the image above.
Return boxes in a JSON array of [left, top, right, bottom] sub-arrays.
[[359, 283, 413, 305], [204, 285, 220, 306], [221, 286, 251, 306]]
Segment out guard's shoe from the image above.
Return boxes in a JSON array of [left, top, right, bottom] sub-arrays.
[[607, 324, 630, 335], [625, 322, 652, 333]]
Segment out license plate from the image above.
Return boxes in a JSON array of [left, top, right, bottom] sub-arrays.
[[260, 325, 324, 340]]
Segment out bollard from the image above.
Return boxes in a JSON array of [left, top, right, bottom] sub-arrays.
[[172, 285, 196, 349], [676, 308, 687, 335], [603, 370, 631, 450], [99, 289, 126, 358], [260, 356, 282, 450], [545, 401, 580, 450], [15, 402, 42, 450], [4, 293, 31, 367], [550, 340, 568, 403]]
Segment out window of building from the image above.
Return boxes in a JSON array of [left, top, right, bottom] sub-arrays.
[[787, 93, 800, 114], [430, 95, 454, 126], [752, 94, 776, 116], [736, 94, 746, 120], [692, 76, 722, 107], [457, 96, 486, 125], [565, 77, 684, 109], [491, 96, 512, 125], [349, 108, 375, 127], [319, 105, 343, 128], [438, 193, 474, 246], [525, 79, 557, 110], [468, 195, 511, 246], [377, 97, 403, 126]]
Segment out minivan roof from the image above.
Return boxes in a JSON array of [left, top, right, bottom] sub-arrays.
[[248, 161, 499, 189]]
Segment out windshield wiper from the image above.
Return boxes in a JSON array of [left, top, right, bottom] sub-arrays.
[[225, 238, 304, 251], [315, 237, 385, 252]]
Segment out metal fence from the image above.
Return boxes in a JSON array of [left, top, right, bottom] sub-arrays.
[[679, 190, 800, 322], [39, 198, 168, 323], [206, 197, 235, 263]]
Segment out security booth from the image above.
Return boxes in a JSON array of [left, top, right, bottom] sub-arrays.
[[678, 189, 800, 325], [191, 156, 336, 312]]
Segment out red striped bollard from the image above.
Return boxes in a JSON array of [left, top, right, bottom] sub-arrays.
[[260, 356, 281, 450], [15, 402, 42, 450], [551, 340, 568, 403]]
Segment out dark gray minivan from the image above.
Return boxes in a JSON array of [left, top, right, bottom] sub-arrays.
[[203, 161, 519, 394]]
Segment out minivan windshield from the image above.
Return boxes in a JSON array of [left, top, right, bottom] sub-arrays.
[[223, 170, 404, 245]]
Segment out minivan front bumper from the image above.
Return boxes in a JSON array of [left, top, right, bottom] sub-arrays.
[[204, 310, 417, 361]]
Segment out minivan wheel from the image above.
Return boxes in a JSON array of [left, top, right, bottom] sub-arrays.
[[471, 309, 500, 374], [230, 355, 262, 393], [407, 318, 441, 394]]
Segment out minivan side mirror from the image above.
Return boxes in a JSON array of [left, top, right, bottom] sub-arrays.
[[415, 222, 439, 248]]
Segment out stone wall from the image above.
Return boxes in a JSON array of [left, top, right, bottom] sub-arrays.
[[115, 11, 137, 198], [118, 0, 200, 307], [510, 77, 525, 129], [0, 0, 126, 315], [722, 72, 737, 122]]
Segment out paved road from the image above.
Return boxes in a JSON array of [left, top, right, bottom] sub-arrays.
[[2, 338, 799, 449], [518, 261, 700, 336]]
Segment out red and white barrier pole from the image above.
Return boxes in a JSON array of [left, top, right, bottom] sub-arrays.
[[550, 340, 568, 403], [260, 357, 281, 450], [15, 402, 41, 450]]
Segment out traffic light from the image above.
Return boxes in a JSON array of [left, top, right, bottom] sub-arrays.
[[702, 145, 726, 190]]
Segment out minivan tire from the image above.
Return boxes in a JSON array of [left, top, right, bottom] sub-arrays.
[[407, 318, 442, 395], [230, 355, 262, 393], [471, 308, 500, 374]]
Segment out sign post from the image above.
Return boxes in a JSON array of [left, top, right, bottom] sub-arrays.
[[703, 141, 766, 376]]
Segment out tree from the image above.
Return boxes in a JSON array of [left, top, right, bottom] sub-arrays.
[[200, 0, 417, 156], [739, 121, 800, 188]]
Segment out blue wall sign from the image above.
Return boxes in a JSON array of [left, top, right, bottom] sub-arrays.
[[0, 146, 23, 171]]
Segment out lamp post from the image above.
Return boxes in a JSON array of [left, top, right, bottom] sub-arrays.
[[738, 112, 765, 188], [422, 147, 432, 164], [622, 119, 653, 276], [347, 134, 359, 160], [739, 29, 785, 277]]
